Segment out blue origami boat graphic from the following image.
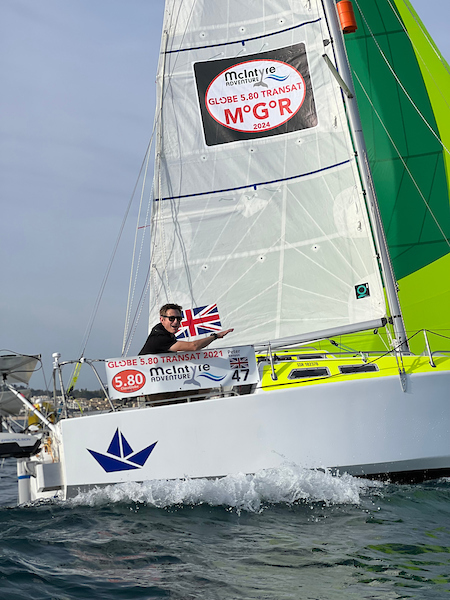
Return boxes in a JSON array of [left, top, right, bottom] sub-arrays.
[[87, 428, 157, 473]]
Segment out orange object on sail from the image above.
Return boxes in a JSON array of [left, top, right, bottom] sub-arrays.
[[337, 0, 358, 34]]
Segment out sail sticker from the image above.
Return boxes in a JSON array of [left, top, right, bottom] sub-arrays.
[[194, 43, 317, 146], [355, 283, 370, 299], [205, 61, 305, 132]]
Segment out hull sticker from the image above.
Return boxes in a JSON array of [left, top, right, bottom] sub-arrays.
[[87, 428, 157, 473]]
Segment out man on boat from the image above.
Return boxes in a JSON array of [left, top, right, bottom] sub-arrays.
[[139, 303, 233, 355]]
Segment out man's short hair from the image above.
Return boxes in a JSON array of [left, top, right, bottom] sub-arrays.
[[160, 303, 183, 316]]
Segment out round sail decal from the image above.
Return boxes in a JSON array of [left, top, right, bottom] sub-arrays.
[[112, 369, 146, 394], [205, 59, 306, 133]]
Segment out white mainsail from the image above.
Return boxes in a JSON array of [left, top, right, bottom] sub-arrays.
[[149, 0, 386, 345]]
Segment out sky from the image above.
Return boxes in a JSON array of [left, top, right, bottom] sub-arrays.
[[1, 0, 449, 390]]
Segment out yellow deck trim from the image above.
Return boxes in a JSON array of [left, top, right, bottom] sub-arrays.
[[259, 351, 450, 390]]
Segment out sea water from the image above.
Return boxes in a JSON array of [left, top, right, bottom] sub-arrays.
[[0, 458, 449, 599]]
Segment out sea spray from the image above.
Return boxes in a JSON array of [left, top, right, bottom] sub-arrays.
[[69, 464, 381, 513]]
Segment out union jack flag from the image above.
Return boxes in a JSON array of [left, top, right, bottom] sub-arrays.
[[176, 304, 222, 339], [230, 357, 249, 369]]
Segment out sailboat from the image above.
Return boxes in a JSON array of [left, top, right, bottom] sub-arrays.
[[7, 0, 450, 503], [0, 354, 42, 466], [0, 354, 40, 419]]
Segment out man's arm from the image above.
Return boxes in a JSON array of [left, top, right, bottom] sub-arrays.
[[169, 329, 234, 352]]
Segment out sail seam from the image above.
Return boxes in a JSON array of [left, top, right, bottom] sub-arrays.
[[154, 158, 352, 202], [164, 18, 322, 53]]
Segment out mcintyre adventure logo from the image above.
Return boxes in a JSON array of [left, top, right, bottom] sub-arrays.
[[205, 60, 306, 133], [194, 43, 317, 146], [87, 428, 157, 473]]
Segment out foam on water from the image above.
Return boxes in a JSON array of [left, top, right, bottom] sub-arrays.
[[69, 464, 381, 513]]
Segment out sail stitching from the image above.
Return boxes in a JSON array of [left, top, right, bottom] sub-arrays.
[[154, 159, 352, 202], [163, 18, 322, 54]]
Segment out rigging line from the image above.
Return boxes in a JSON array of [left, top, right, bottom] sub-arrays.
[[122, 135, 154, 354], [124, 180, 155, 355], [76, 137, 154, 361], [397, 0, 450, 79], [154, 159, 352, 202], [352, 70, 450, 249], [164, 18, 322, 53], [353, 0, 450, 159], [386, 0, 450, 111], [425, 329, 450, 342], [123, 264, 153, 356], [118, 2, 199, 355]]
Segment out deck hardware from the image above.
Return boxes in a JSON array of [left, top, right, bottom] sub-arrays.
[[268, 343, 278, 381], [322, 54, 354, 97], [423, 330, 436, 368], [399, 368, 407, 392]]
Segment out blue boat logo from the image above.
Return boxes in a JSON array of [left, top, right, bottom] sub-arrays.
[[87, 428, 157, 473]]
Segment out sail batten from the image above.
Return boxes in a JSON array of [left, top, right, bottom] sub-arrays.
[[164, 18, 324, 54], [154, 158, 354, 201]]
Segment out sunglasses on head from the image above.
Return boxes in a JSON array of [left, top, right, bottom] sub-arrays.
[[163, 315, 183, 322]]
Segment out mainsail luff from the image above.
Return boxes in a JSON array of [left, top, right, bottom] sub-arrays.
[[149, 0, 387, 345]]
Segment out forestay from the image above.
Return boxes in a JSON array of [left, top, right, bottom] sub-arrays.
[[148, 0, 386, 347]]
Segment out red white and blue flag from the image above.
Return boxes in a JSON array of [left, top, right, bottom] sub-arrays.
[[229, 357, 249, 369], [176, 304, 222, 339]]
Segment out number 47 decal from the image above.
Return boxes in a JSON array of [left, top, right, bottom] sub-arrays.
[[231, 369, 249, 382]]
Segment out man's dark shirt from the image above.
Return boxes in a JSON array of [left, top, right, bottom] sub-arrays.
[[139, 323, 176, 355]]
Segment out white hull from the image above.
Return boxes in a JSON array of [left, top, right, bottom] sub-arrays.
[[27, 369, 450, 501]]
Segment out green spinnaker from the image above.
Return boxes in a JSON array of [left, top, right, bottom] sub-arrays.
[[343, 0, 450, 352]]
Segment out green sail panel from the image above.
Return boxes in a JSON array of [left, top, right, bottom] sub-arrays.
[[344, 0, 450, 349]]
